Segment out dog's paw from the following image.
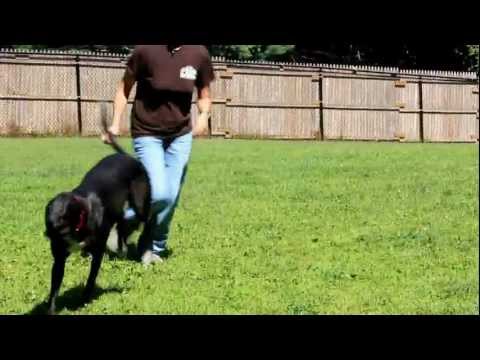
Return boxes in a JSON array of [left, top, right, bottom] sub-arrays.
[[117, 246, 128, 259], [81, 293, 93, 305]]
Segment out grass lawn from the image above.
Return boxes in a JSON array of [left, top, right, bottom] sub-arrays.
[[0, 138, 478, 315]]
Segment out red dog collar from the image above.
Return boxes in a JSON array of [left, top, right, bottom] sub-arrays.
[[72, 196, 89, 233]]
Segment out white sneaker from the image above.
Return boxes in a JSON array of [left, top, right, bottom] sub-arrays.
[[141, 250, 164, 266]]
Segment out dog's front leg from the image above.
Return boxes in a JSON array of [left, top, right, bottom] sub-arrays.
[[82, 249, 105, 303], [47, 255, 67, 315]]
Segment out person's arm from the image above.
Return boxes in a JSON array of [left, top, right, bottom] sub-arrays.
[[193, 85, 212, 137], [102, 70, 136, 143]]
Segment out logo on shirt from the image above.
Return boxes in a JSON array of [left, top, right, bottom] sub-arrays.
[[180, 66, 198, 81]]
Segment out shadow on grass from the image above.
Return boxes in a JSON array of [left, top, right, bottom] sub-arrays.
[[27, 285, 123, 315], [28, 244, 174, 315]]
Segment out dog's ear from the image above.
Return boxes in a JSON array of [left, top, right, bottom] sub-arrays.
[[45, 193, 70, 231], [86, 193, 104, 231]]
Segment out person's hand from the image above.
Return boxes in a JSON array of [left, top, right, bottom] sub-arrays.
[[193, 112, 210, 137], [101, 124, 121, 144], [193, 125, 209, 137]]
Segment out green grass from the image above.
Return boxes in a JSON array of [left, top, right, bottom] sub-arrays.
[[0, 138, 478, 315]]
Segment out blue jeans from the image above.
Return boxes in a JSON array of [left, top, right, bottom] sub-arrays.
[[125, 132, 193, 255]]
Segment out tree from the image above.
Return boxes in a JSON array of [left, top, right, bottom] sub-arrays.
[[466, 45, 479, 72], [208, 45, 295, 61], [5, 44, 50, 50], [294, 44, 479, 71], [1, 44, 133, 54], [2, 44, 478, 72]]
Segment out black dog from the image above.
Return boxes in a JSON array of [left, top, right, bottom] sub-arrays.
[[44, 104, 150, 315]]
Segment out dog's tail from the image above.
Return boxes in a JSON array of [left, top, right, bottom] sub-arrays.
[[100, 103, 127, 155]]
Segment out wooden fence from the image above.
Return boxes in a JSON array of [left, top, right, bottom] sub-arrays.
[[1, 48, 478, 142]]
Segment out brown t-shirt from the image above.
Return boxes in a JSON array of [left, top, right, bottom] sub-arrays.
[[127, 45, 215, 139]]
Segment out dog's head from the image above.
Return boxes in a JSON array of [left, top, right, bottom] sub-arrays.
[[45, 192, 104, 247]]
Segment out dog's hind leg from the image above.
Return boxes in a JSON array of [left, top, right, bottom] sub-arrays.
[[116, 220, 129, 258], [47, 254, 68, 315], [129, 174, 150, 222], [136, 223, 152, 260]]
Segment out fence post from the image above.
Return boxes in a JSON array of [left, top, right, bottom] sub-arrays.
[[418, 76, 424, 142], [318, 69, 324, 141], [75, 55, 83, 135]]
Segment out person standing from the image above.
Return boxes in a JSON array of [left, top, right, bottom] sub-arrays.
[[102, 45, 215, 265]]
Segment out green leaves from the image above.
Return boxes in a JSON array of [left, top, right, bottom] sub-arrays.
[[4, 44, 478, 70], [209, 45, 295, 61], [467, 45, 479, 72]]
